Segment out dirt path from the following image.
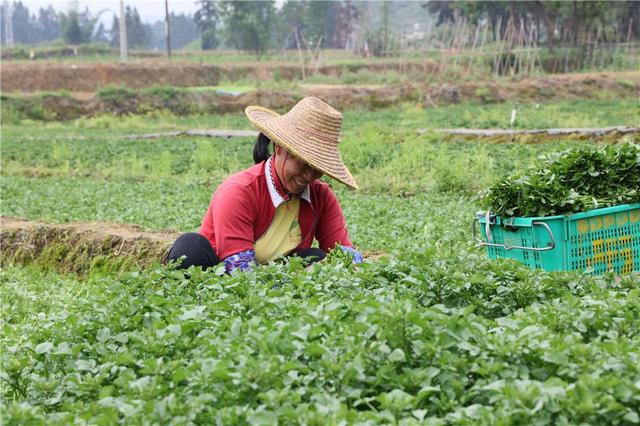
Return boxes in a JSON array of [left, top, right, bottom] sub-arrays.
[[1, 217, 385, 275], [119, 126, 638, 144], [430, 126, 640, 143], [121, 129, 259, 140]]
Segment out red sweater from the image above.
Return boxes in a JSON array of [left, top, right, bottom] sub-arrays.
[[200, 158, 353, 260]]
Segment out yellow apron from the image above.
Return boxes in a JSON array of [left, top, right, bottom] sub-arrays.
[[254, 197, 302, 263]]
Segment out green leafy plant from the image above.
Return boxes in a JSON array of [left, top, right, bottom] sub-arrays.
[[2, 98, 640, 424], [483, 142, 640, 217]]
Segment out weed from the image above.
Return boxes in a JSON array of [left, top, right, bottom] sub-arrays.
[[96, 85, 136, 103], [144, 85, 181, 101], [150, 150, 174, 177]]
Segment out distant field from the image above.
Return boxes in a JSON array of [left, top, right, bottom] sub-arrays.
[[2, 41, 638, 93]]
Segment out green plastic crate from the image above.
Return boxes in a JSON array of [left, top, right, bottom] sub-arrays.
[[475, 203, 640, 274]]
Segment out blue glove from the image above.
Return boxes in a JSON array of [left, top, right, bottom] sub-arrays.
[[223, 250, 256, 273], [340, 245, 363, 264]]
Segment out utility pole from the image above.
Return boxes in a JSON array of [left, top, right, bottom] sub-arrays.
[[3, 0, 14, 47], [164, 0, 171, 58], [119, 0, 128, 62]]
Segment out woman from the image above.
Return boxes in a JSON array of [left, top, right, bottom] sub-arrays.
[[166, 97, 362, 273]]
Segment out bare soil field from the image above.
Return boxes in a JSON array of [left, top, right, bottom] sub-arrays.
[[0, 59, 444, 92], [435, 126, 640, 144], [3, 71, 637, 120]]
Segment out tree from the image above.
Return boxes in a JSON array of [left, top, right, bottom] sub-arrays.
[[60, 6, 102, 45], [11, 1, 32, 44], [220, 0, 276, 55], [277, 0, 306, 49], [358, 1, 397, 57], [37, 6, 59, 42], [168, 13, 198, 49], [194, 0, 220, 50], [304, 1, 332, 47], [0, 2, 7, 45], [92, 22, 109, 44], [126, 6, 147, 48], [623, 1, 640, 40], [277, 0, 357, 50], [109, 15, 119, 47], [334, 1, 358, 49], [425, 1, 457, 26], [108, 6, 148, 49], [147, 13, 198, 50], [62, 11, 83, 44], [423, 1, 638, 50]]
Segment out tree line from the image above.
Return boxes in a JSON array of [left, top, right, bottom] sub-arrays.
[[2, 0, 638, 55], [194, 0, 360, 53], [0, 0, 415, 56], [427, 1, 639, 50], [186, 0, 640, 55], [0, 1, 197, 50], [193, 0, 416, 56]]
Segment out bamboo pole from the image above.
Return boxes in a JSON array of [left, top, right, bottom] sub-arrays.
[[626, 17, 634, 66], [479, 20, 489, 74], [294, 28, 306, 81], [493, 16, 503, 78], [469, 21, 481, 72], [514, 17, 526, 76], [454, 17, 468, 71], [527, 24, 539, 75], [436, 23, 452, 81], [452, 17, 467, 69]]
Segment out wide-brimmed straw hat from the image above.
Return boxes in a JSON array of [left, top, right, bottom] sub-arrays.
[[245, 97, 358, 190]]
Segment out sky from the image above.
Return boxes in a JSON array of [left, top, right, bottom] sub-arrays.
[[17, 0, 201, 24]]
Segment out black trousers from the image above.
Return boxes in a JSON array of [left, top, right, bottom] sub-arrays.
[[165, 233, 326, 270]]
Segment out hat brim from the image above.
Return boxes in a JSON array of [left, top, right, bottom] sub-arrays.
[[245, 105, 359, 190]]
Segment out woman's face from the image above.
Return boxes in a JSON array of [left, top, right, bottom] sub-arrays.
[[274, 145, 323, 195]]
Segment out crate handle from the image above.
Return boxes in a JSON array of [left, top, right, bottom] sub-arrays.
[[473, 219, 556, 251]]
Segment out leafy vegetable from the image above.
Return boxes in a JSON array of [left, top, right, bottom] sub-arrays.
[[2, 258, 639, 424], [483, 142, 640, 217], [2, 100, 640, 424]]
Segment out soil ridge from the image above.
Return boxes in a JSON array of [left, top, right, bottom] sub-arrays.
[[3, 71, 637, 121]]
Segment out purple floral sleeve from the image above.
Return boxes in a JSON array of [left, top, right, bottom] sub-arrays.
[[340, 245, 363, 264], [223, 250, 256, 273]]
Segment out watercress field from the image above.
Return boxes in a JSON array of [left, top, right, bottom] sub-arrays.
[[2, 99, 639, 424]]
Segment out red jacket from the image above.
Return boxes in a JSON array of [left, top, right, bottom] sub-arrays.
[[200, 158, 353, 260]]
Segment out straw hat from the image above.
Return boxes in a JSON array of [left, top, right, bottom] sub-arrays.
[[245, 97, 358, 190]]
